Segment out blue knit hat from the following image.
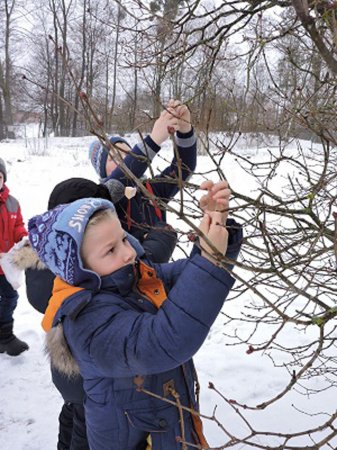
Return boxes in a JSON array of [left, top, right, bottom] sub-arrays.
[[88, 136, 131, 179], [28, 198, 115, 288]]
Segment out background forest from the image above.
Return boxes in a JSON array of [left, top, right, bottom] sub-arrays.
[[1, 1, 337, 448], [2, 0, 337, 140]]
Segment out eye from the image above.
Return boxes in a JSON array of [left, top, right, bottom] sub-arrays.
[[122, 235, 128, 243]]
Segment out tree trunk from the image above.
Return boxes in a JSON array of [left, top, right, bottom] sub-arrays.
[[0, 94, 5, 140], [2, 0, 15, 126], [108, 5, 123, 131], [72, 0, 87, 137]]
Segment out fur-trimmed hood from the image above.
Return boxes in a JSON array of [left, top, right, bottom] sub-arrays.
[[45, 323, 80, 377]]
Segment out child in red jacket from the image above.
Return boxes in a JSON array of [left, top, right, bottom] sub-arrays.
[[0, 158, 29, 356]]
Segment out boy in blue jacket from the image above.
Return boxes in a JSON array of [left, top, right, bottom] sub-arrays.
[[89, 100, 197, 262], [28, 195, 242, 450]]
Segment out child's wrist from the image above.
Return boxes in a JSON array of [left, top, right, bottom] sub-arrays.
[[145, 134, 161, 152], [179, 125, 192, 134], [176, 127, 194, 138], [149, 133, 165, 146]]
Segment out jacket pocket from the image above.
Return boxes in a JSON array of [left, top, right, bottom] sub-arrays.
[[125, 405, 195, 449], [125, 403, 179, 433]]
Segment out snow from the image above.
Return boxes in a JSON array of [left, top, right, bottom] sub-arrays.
[[0, 133, 336, 449]]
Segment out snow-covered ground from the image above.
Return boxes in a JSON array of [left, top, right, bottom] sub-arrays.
[[0, 133, 336, 449]]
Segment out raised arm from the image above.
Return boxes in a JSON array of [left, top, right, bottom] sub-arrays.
[[147, 101, 197, 201], [67, 212, 242, 379]]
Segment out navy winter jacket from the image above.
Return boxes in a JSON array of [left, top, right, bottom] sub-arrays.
[[105, 129, 197, 242], [49, 251, 238, 450]]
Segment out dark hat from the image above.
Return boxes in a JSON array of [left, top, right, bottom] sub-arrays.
[[0, 158, 7, 182], [88, 136, 131, 179], [48, 177, 111, 210]]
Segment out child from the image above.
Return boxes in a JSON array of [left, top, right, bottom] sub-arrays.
[[28, 196, 242, 450], [19, 177, 232, 450], [0, 158, 29, 356], [89, 100, 197, 261], [22, 176, 173, 450]]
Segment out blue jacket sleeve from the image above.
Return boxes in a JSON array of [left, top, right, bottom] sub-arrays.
[[105, 130, 197, 205], [105, 135, 160, 184], [141, 222, 177, 263], [147, 128, 197, 202], [68, 254, 235, 378]]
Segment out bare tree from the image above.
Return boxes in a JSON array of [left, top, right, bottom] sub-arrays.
[[17, 1, 337, 445], [0, 0, 16, 129]]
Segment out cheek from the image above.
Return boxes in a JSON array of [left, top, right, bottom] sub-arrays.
[[106, 159, 118, 176]]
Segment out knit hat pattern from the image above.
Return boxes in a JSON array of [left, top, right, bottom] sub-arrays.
[[28, 198, 115, 288], [88, 140, 108, 179], [88, 136, 131, 179], [0, 158, 7, 182]]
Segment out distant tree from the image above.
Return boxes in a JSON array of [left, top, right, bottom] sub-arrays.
[[0, 93, 4, 140], [0, 0, 16, 128], [148, 0, 186, 116]]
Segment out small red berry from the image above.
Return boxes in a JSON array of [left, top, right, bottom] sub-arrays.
[[79, 91, 88, 100], [188, 232, 197, 242]]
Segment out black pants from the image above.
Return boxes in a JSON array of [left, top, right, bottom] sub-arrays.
[[0, 275, 18, 324], [57, 402, 89, 450]]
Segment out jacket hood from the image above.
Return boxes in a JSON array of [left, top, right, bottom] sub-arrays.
[[28, 198, 115, 289], [28, 197, 145, 291]]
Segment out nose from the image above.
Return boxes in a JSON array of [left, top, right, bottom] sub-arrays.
[[124, 242, 136, 263]]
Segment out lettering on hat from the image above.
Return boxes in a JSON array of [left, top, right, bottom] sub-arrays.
[[68, 199, 104, 233]]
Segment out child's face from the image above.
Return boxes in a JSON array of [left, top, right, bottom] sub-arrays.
[[81, 213, 136, 276], [0, 172, 4, 190], [105, 142, 130, 176]]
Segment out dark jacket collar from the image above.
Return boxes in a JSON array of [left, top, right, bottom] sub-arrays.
[[99, 263, 136, 296]]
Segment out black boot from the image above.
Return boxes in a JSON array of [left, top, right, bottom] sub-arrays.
[[0, 321, 29, 356]]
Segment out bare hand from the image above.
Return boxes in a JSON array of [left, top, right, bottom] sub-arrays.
[[199, 180, 231, 221], [150, 109, 179, 146], [167, 99, 191, 133], [199, 211, 229, 265]]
